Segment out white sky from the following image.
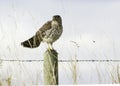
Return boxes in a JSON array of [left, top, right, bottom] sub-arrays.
[[0, 0, 120, 60]]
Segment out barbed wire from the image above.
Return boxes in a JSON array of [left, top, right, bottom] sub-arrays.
[[0, 59, 120, 62]]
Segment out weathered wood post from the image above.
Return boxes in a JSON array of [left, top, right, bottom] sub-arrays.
[[44, 49, 58, 85]]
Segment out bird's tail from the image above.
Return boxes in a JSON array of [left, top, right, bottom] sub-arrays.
[[21, 34, 42, 48]]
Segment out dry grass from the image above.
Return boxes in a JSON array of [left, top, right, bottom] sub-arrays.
[[69, 41, 79, 84], [117, 65, 120, 83], [110, 64, 120, 84], [6, 76, 12, 86], [0, 81, 2, 86], [96, 65, 102, 83], [0, 76, 12, 86], [70, 57, 77, 84]]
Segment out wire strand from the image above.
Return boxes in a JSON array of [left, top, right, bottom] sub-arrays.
[[0, 59, 120, 62]]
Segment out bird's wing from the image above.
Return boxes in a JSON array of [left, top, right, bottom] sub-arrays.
[[21, 21, 52, 48], [36, 21, 52, 39]]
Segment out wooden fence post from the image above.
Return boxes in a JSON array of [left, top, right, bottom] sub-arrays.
[[44, 49, 58, 85]]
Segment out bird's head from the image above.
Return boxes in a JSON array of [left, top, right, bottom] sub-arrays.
[[52, 15, 62, 23]]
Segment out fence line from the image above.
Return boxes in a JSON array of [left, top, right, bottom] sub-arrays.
[[0, 59, 120, 62]]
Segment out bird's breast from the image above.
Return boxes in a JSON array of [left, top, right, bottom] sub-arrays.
[[42, 20, 62, 43]]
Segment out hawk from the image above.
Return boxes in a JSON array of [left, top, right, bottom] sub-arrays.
[[21, 15, 63, 50]]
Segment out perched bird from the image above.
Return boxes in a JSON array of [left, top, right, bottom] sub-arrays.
[[21, 15, 63, 50]]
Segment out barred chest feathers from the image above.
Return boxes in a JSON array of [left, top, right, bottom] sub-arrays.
[[42, 20, 63, 43]]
